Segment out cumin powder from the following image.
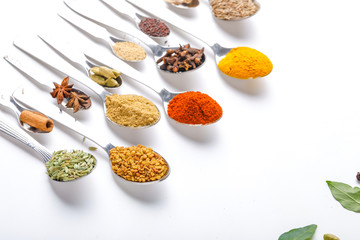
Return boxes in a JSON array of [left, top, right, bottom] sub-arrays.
[[105, 94, 159, 127]]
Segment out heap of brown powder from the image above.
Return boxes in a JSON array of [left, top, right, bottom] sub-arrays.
[[105, 94, 159, 127], [209, 0, 259, 20]]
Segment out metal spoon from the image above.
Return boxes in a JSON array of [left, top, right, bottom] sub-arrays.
[[97, 0, 171, 39], [164, 0, 199, 9], [126, 0, 262, 79], [34, 34, 220, 126], [0, 116, 96, 182], [11, 40, 160, 129], [3, 55, 92, 113], [12, 88, 170, 184], [38, 34, 122, 90], [0, 92, 52, 134], [208, 0, 260, 21], [59, 5, 206, 74]]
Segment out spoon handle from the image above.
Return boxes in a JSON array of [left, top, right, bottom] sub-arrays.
[[13, 38, 110, 101], [37, 33, 89, 74], [63, 0, 160, 51], [4, 55, 52, 89], [12, 87, 111, 152], [0, 92, 21, 117], [126, 0, 212, 47], [0, 116, 52, 162], [58, 10, 110, 42]]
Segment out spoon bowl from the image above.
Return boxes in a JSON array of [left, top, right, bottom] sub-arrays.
[[0, 92, 52, 133], [0, 116, 96, 182], [60, 3, 206, 74], [4, 55, 92, 113], [164, 0, 199, 9]]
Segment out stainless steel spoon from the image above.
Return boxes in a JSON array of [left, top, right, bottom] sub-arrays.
[[0, 92, 52, 134], [38, 34, 122, 90], [12, 88, 170, 184], [0, 116, 96, 182], [59, 5, 206, 74], [126, 0, 261, 78], [11, 39, 160, 129], [208, 0, 260, 21], [59, 8, 146, 64], [164, 0, 199, 8], [35, 35, 220, 126], [97, 0, 171, 39], [3, 55, 92, 113]]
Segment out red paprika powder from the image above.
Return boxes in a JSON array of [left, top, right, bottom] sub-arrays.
[[167, 91, 223, 125]]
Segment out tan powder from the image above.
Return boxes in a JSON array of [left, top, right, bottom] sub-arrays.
[[210, 0, 259, 20], [112, 41, 146, 61], [105, 94, 159, 127]]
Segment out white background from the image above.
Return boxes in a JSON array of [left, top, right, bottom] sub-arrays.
[[0, 0, 359, 239]]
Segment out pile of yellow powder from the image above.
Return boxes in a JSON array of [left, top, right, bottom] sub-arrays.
[[105, 94, 159, 127], [218, 47, 273, 79]]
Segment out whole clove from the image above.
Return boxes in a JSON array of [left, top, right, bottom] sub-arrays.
[[156, 44, 205, 73]]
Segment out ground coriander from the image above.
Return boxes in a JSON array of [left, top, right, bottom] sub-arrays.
[[105, 94, 159, 127]]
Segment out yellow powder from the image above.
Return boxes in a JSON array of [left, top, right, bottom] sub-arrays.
[[105, 94, 159, 127], [218, 47, 273, 79]]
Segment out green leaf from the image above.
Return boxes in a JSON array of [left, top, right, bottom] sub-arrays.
[[326, 180, 360, 212], [278, 224, 317, 240]]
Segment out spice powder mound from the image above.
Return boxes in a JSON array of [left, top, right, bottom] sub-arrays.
[[167, 91, 223, 125], [113, 41, 146, 61], [218, 47, 273, 79], [110, 145, 169, 182], [105, 94, 160, 127]]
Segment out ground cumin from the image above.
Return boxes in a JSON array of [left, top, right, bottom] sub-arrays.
[[167, 91, 222, 125], [105, 94, 159, 127], [218, 47, 272, 79]]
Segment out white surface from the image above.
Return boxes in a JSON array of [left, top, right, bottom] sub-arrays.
[[0, 0, 359, 239]]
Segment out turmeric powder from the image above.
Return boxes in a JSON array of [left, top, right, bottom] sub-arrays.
[[218, 47, 273, 79]]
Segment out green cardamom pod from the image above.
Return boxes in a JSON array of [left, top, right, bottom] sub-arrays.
[[324, 233, 340, 240]]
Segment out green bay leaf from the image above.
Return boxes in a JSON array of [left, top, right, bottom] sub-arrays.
[[278, 224, 317, 240], [326, 180, 360, 212]]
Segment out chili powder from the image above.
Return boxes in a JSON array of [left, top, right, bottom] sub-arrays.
[[139, 17, 170, 37], [167, 91, 223, 125]]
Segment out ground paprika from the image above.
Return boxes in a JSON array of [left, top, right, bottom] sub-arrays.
[[167, 91, 222, 125]]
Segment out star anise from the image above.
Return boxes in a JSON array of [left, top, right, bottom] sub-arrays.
[[66, 91, 92, 113], [50, 76, 73, 104]]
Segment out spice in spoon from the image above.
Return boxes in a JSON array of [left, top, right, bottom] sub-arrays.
[[218, 47, 272, 79], [167, 91, 222, 125], [112, 42, 146, 61], [20, 110, 54, 132], [105, 94, 160, 127], [139, 17, 170, 37], [46, 150, 96, 182], [50, 76, 91, 112], [209, 0, 259, 20], [156, 44, 205, 73], [110, 145, 169, 182], [90, 66, 122, 87]]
